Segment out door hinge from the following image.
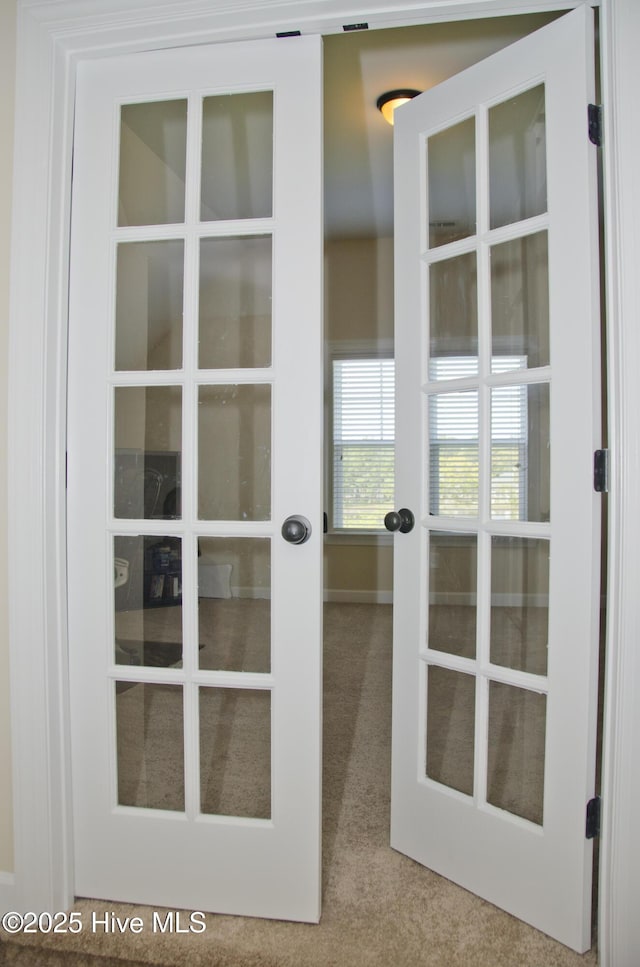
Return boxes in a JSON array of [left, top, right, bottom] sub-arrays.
[[586, 796, 601, 839], [594, 449, 609, 493], [588, 103, 603, 146], [343, 22, 368, 31], [276, 30, 301, 38]]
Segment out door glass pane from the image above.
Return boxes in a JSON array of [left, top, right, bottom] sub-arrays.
[[199, 687, 271, 818], [198, 538, 271, 672], [491, 383, 549, 522], [116, 682, 184, 811], [426, 665, 475, 796], [489, 84, 546, 230], [198, 384, 271, 521], [491, 232, 549, 372], [199, 236, 272, 369], [429, 252, 478, 378], [114, 536, 182, 668], [429, 390, 479, 517], [487, 681, 546, 825], [427, 116, 476, 248], [118, 100, 187, 227], [332, 357, 395, 529], [428, 533, 477, 658], [116, 240, 184, 371], [114, 387, 182, 519], [490, 537, 549, 675], [201, 91, 273, 221]]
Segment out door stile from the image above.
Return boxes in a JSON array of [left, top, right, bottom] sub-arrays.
[[475, 101, 491, 818], [179, 103, 199, 834], [473, 528, 490, 809]]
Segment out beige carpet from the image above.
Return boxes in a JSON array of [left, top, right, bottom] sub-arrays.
[[1, 603, 596, 967]]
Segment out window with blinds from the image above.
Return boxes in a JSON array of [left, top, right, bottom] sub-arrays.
[[332, 357, 395, 530], [429, 356, 527, 519], [331, 354, 528, 532]]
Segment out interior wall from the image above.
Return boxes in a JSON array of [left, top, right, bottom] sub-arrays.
[[0, 0, 16, 874], [324, 236, 394, 600]]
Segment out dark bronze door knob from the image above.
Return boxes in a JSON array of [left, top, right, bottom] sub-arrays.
[[281, 515, 312, 544], [384, 508, 415, 534]]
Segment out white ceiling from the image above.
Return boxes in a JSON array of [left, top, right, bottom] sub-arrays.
[[322, 11, 559, 240]]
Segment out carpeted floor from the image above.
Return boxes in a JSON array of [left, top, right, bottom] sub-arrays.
[[1, 603, 596, 966]]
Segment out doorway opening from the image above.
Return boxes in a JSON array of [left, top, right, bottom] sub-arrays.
[[319, 10, 606, 962]]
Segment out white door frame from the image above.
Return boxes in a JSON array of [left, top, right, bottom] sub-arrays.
[[7, 1, 637, 962]]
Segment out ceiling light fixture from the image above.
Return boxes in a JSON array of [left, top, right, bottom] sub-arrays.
[[376, 89, 421, 125]]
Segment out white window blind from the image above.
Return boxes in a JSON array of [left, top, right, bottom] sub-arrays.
[[331, 354, 528, 530], [429, 357, 479, 516], [429, 356, 527, 519], [491, 382, 529, 519], [332, 357, 395, 530]]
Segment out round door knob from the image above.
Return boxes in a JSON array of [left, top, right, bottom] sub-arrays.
[[384, 508, 415, 534], [281, 515, 312, 544]]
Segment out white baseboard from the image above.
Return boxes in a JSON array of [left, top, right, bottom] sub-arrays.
[[231, 586, 271, 600], [324, 589, 393, 604], [429, 592, 550, 607], [223, 589, 554, 607], [323, 590, 550, 607]]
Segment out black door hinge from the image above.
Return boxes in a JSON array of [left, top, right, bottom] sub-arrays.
[[594, 449, 609, 493], [588, 104, 603, 146], [276, 30, 301, 38], [586, 796, 601, 839]]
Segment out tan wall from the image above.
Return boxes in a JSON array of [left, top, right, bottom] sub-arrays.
[[324, 542, 394, 599], [430, 536, 550, 599], [324, 236, 394, 344], [324, 237, 394, 599], [0, 0, 16, 874]]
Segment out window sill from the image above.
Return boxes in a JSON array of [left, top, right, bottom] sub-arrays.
[[324, 531, 393, 547]]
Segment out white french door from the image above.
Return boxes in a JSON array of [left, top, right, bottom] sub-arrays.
[[67, 37, 323, 921], [390, 6, 601, 953]]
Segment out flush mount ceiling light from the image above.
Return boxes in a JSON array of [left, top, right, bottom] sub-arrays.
[[376, 89, 421, 125]]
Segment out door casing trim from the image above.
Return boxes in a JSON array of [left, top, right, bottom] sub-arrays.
[[8, 2, 630, 964]]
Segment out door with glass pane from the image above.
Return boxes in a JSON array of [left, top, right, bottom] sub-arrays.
[[67, 37, 323, 921], [391, 7, 600, 951]]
